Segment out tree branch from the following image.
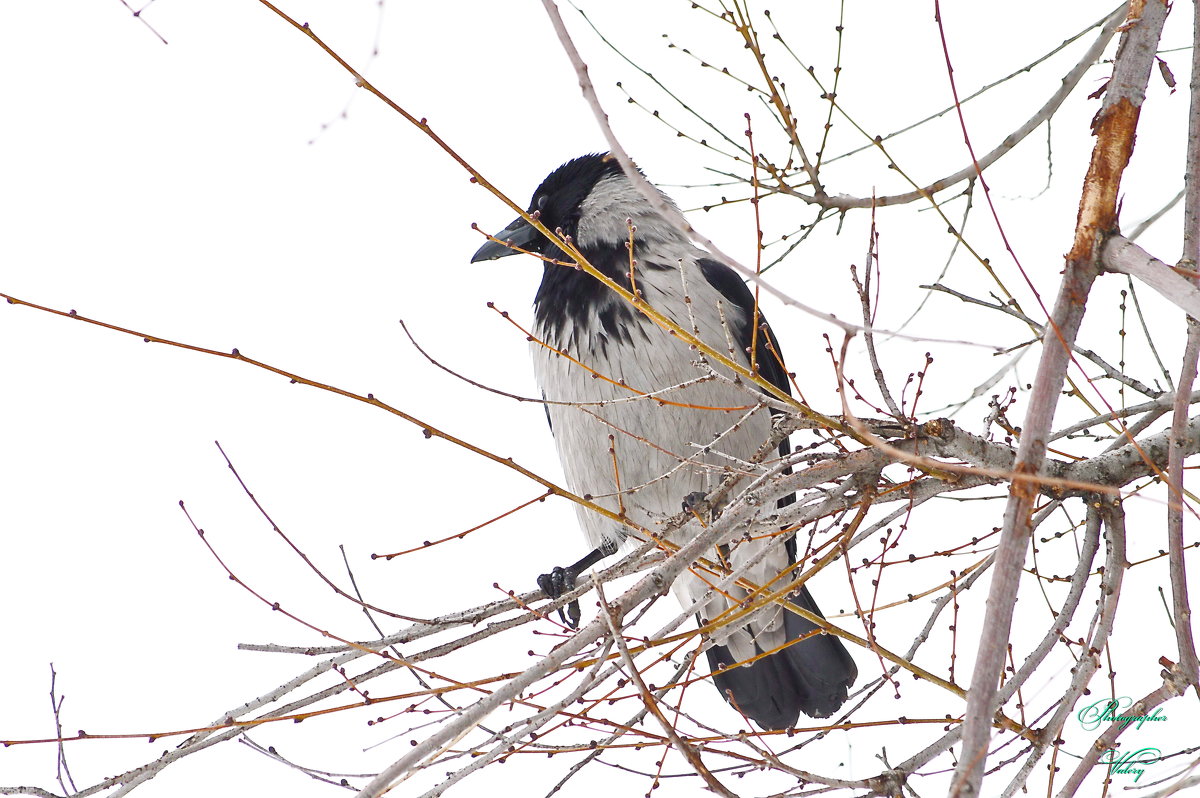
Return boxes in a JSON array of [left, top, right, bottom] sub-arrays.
[[953, 3, 1170, 794]]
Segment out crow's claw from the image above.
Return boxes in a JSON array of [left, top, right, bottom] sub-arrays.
[[536, 542, 618, 629], [562, 598, 581, 627], [682, 491, 711, 516], [537, 565, 581, 627], [536, 568, 562, 598]]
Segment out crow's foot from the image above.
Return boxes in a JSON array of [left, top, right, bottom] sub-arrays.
[[536, 541, 619, 628], [682, 491, 711, 516], [537, 566, 581, 627]]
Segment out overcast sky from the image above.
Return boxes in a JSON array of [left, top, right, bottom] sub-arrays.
[[2, 2, 1195, 797]]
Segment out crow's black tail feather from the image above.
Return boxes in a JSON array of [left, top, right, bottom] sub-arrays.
[[707, 584, 857, 730]]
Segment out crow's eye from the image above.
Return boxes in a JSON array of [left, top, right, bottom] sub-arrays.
[[535, 194, 548, 211]]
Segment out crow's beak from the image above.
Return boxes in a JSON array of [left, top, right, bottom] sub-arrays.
[[470, 217, 541, 262]]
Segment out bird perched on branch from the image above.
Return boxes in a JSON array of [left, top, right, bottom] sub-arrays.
[[471, 153, 856, 730]]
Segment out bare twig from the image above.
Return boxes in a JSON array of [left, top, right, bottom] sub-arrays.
[[767, 4, 1128, 211], [926, 282, 1163, 399], [852, 217, 905, 420], [48, 666, 76, 797], [597, 584, 739, 798]]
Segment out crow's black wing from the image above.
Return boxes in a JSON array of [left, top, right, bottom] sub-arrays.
[[697, 257, 792, 401]]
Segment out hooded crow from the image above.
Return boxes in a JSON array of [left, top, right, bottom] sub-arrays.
[[471, 153, 856, 730]]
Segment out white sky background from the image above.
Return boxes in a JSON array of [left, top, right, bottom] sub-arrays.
[[1, 2, 1197, 796]]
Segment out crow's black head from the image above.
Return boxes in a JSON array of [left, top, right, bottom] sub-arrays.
[[470, 153, 623, 262]]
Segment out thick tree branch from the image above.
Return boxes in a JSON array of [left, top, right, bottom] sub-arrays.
[[953, 3, 1170, 795], [1163, 0, 1200, 693], [1103, 234, 1200, 317]]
